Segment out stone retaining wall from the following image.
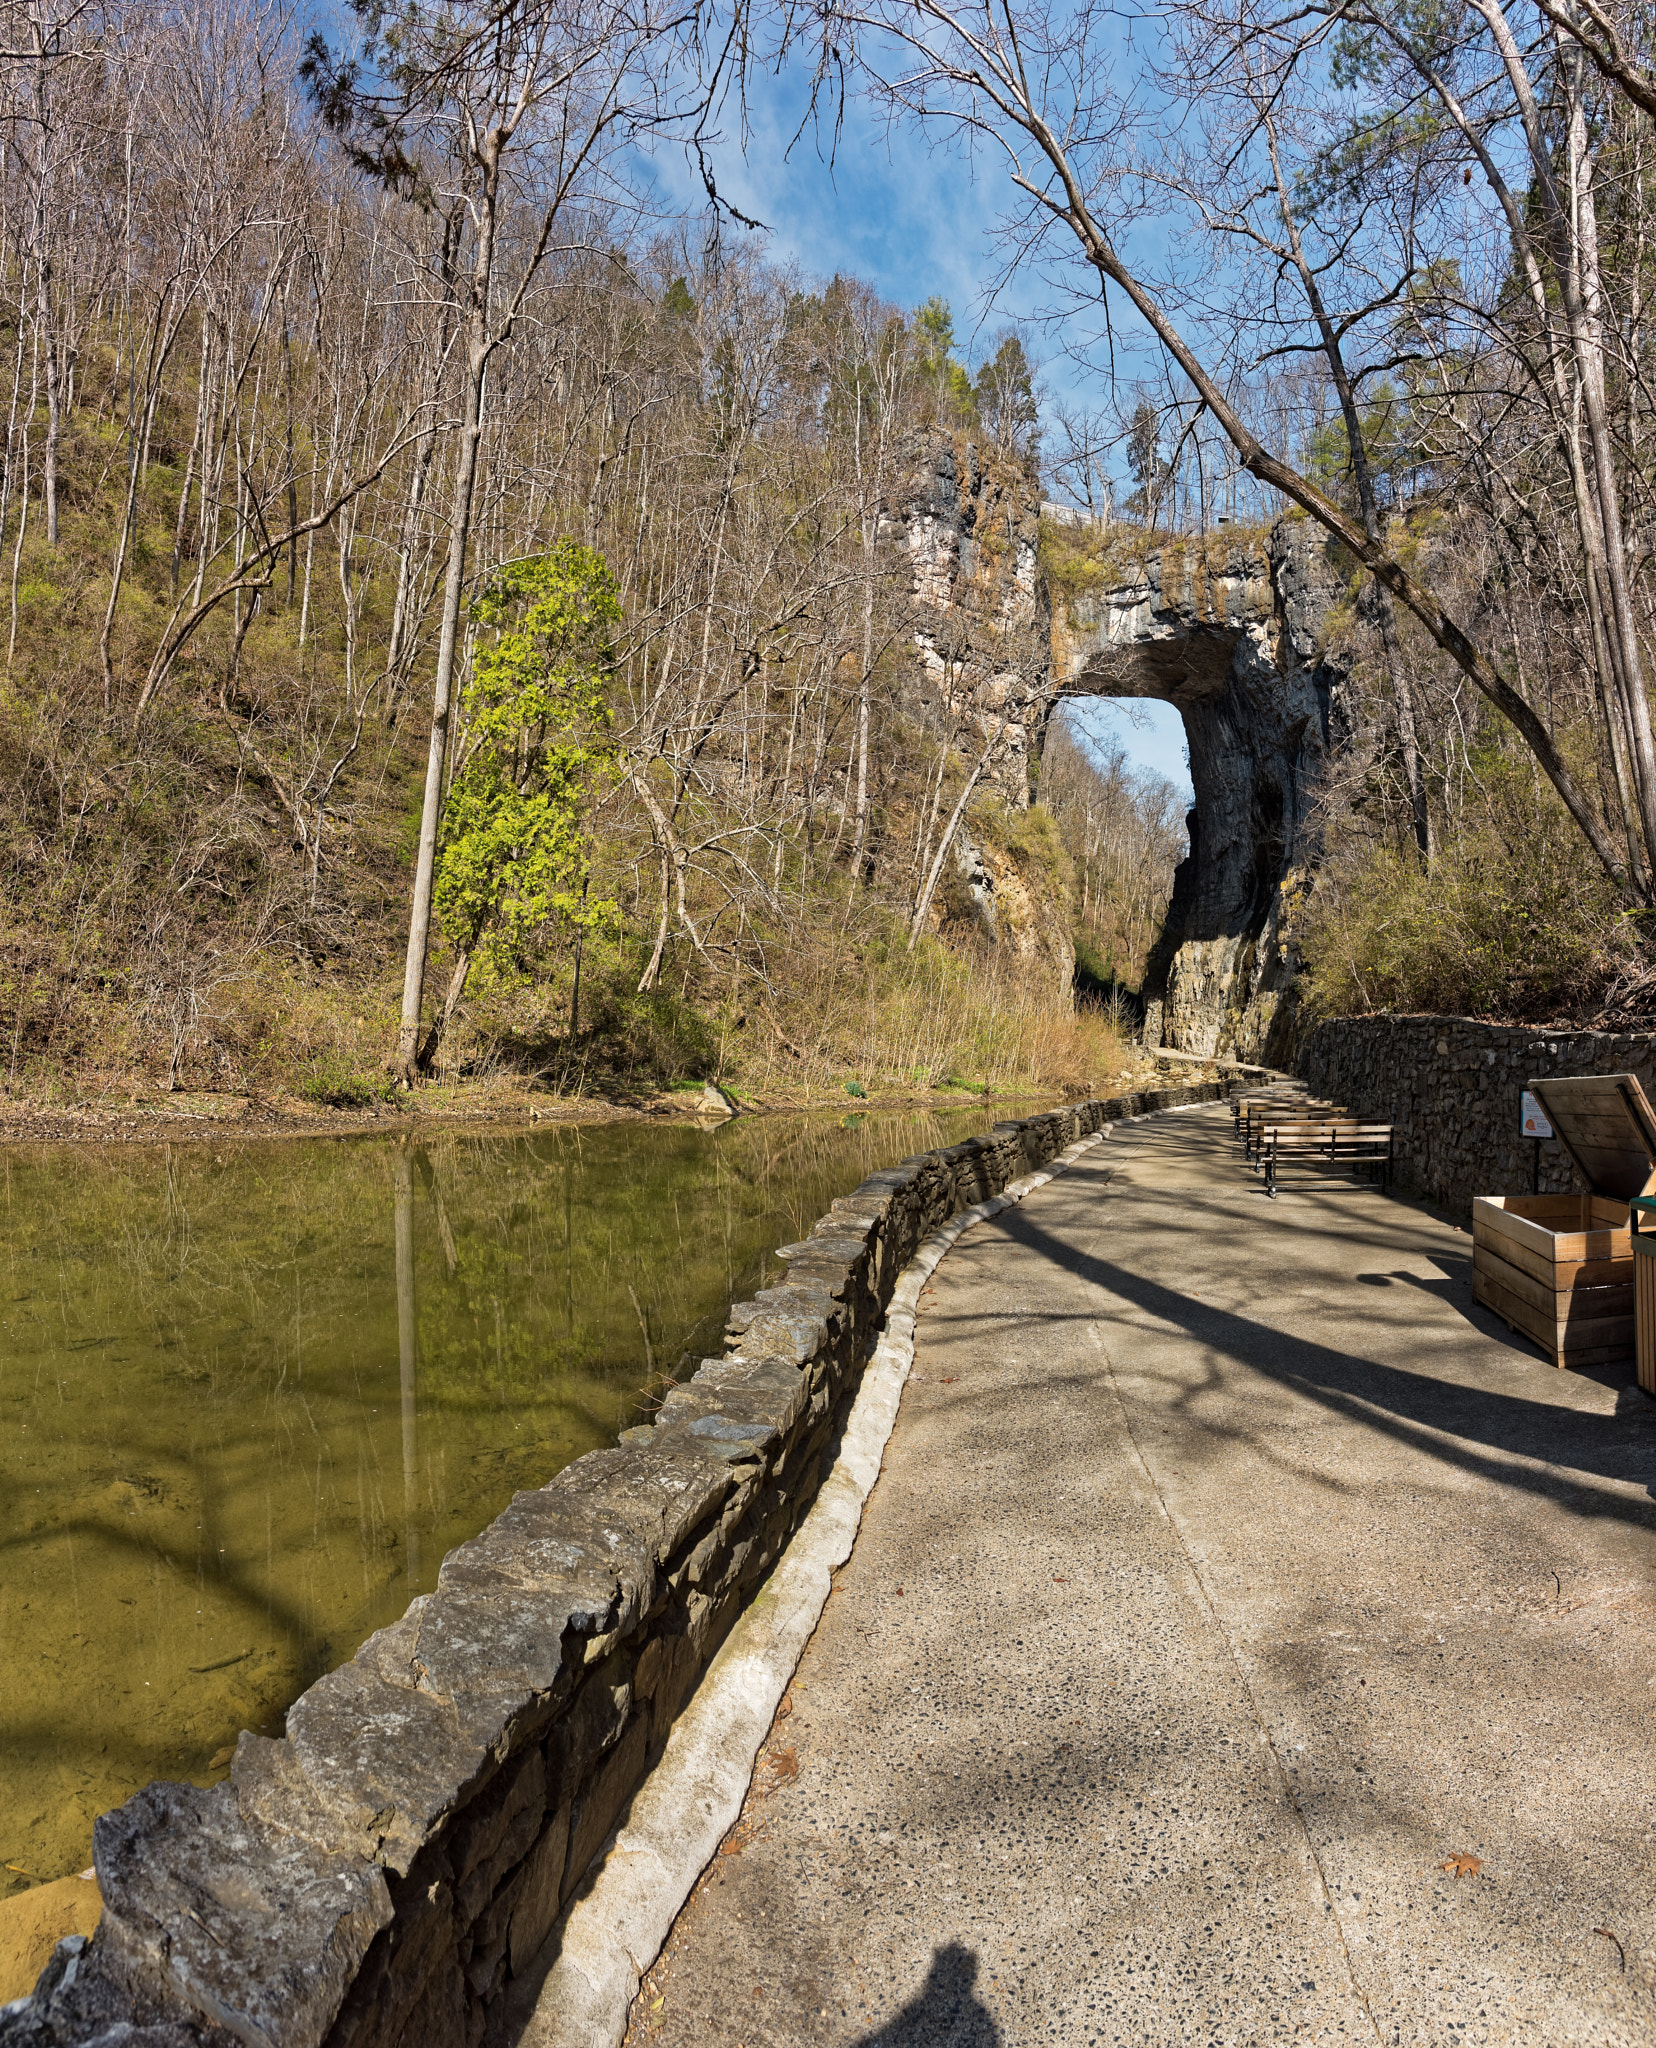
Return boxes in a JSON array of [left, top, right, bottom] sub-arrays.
[[1299, 1016, 1656, 1217], [2, 1085, 1224, 2048]]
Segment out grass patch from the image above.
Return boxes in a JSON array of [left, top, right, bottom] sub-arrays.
[[1037, 515, 1274, 611], [297, 1057, 396, 1109]]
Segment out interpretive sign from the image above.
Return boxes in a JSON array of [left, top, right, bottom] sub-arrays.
[[1520, 1089, 1554, 1140]]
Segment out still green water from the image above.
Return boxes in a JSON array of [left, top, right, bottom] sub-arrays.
[[0, 1103, 1025, 1894]]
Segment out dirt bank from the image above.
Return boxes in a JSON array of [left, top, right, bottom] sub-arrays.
[[0, 1066, 1174, 1147]]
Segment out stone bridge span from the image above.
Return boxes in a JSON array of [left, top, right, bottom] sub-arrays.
[[1053, 522, 1352, 1061], [884, 434, 1352, 1055]]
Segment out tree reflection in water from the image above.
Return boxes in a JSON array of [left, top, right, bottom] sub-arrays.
[[0, 1101, 1038, 1891]]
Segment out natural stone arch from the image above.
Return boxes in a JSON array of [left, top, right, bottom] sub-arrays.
[[1050, 524, 1351, 1062]]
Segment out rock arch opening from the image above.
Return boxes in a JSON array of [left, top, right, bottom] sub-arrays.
[[1050, 526, 1348, 1063]]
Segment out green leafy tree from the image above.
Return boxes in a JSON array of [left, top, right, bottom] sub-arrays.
[[427, 542, 621, 1058], [974, 334, 1038, 459], [913, 295, 976, 422], [1303, 380, 1419, 513], [915, 294, 954, 363], [1124, 399, 1170, 524]]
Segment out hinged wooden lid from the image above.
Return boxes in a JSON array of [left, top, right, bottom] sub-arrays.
[[1526, 1073, 1656, 1199]]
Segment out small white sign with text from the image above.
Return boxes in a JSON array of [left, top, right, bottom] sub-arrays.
[[1520, 1090, 1554, 1140]]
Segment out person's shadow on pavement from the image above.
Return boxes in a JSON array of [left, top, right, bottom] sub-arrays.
[[853, 1942, 1002, 2046]]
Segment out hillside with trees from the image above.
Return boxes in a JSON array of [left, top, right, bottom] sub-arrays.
[[0, 0, 1181, 1118], [7, 0, 1641, 1122], [821, 0, 1656, 1030]]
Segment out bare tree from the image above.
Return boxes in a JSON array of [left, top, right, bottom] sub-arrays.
[[310, 0, 745, 1080], [1047, 400, 1113, 522], [807, 0, 1637, 892]]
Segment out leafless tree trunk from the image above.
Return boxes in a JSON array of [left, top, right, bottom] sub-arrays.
[[816, 0, 1637, 892]]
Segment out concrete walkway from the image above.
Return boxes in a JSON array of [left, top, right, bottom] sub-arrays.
[[621, 1104, 1656, 2048]]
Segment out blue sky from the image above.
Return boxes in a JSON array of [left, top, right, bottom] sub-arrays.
[[653, 67, 1197, 801]]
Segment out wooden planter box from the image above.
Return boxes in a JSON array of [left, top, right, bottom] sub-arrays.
[[1471, 1195, 1634, 1369], [1471, 1073, 1656, 1372], [1633, 1198, 1656, 1397]]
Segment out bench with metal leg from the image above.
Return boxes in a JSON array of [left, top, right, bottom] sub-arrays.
[[1242, 1100, 1349, 1164], [1261, 1122, 1394, 1198]]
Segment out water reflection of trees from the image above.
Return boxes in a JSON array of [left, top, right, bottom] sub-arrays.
[[0, 1101, 1026, 1884]]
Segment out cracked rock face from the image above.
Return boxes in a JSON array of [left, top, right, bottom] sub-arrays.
[[887, 433, 1075, 992], [941, 823, 1075, 992], [888, 432, 1051, 805], [890, 440, 1344, 1039], [1053, 521, 1352, 1060]]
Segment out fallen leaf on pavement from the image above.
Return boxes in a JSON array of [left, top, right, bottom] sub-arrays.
[[1439, 1853, 1481, 1877]]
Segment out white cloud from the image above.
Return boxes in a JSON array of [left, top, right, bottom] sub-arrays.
[[634, 66, 1194, 797], [639, 68, 1040, 353]]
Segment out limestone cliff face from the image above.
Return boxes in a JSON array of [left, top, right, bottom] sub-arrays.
[[1052, 521, 1352, 1061], [890, 439, 1349, 1043], [889, 432, 1051, 804], [940, 819, 1075, 992], [891, 432, 1074, 990]]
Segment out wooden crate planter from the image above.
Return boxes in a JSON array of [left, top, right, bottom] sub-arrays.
[[1471, 1195, 1634, 1369], [1471, 1073, 1656, 1372], [1633, 1198, 1656, 1397]]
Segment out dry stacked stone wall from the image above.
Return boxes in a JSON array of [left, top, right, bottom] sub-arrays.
[[1299, 1016, 1656, 1217], [1, 1084, 1225, 2048]]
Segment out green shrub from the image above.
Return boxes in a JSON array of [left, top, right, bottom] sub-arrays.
[[1073, 931, 1115, 990], [298, 1057, 395, 1108], [1299, 760, 1643, 1020], [474, 947, 718, 1090], [578, 967, 718, 1087]]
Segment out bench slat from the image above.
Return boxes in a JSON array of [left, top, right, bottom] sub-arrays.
[[1262, 1124, 1393, 1198]]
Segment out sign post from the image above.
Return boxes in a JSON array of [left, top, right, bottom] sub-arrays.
[[1520, 1089, 1554, 1193]]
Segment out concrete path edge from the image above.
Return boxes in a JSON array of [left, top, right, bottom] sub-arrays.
[[519, 1119, 1144, 2048]]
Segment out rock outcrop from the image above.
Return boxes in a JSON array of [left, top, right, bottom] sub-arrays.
[[891, 432, 1074, 990], [888, 438, 1350, 1046], [938, 818, 1075, 993], [890, 433, 1051, 806], [1052, 520, 1353, 1062]]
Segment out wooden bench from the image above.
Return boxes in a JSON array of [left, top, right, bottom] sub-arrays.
[[1233, 1089, 1314, 1144], [1233, 1090, 1308, 1143], [1241, 1099, 1349, 1163], [1249, 1116, 1360, 1173], [1260, 1121, 1394, 1197]]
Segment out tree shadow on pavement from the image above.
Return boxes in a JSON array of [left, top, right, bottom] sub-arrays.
[[852, 1943, 1001, 2046], [997, 1210, 1656, 1519]]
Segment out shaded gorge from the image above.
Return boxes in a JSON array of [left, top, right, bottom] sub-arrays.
[[0, 1102, 1029, 1893]]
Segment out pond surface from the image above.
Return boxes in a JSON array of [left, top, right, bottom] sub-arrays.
[[0, 1102, 1028, 1894]]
